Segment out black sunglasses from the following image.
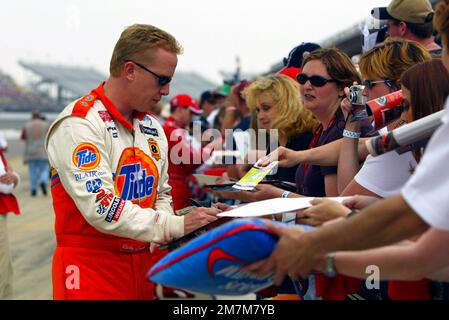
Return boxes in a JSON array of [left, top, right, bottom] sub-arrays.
[[362, 79, 395, 90], [126, 60, 172, 86], [297, 73, 336, 87]]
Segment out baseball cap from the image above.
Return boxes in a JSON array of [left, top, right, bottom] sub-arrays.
[[214, 83, 231, 97], [200, 90, 216, 105], [283, 42, 321, 68], [170, 94, 203, 114], [371, 0, 434, 24], [277, 67, 301, 81]]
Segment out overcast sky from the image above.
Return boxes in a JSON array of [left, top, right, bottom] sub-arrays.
[[0, 0, 390, 85]]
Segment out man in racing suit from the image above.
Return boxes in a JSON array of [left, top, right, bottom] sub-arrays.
[[45, 24, 220, 300], [163, 94, 211, 211]]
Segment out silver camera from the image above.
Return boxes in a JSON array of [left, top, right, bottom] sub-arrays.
[[348, 85, 368, 121], [349, 85, 367, 105]]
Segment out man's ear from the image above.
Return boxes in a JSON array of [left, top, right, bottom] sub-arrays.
[[123, 61, 136, 81], [399, 21, 408, 37]]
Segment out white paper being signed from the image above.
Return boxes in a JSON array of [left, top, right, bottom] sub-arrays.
[[217, 197, 351, 218]]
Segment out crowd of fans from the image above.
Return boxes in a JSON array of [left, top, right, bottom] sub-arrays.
[[147, 0, 449, 300]]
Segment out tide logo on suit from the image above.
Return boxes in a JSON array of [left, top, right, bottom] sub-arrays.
[[114, 148, 159, 209], [72, 143, 101, 170]]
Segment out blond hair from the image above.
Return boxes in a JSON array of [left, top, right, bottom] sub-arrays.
[[243, 75, 319, 139], [359, 38, 431, 82], [434, 0, 449, 48], [109, 24, 183, 77]]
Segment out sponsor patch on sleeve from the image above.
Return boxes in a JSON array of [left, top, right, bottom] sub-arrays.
[[85, 178, 103, 193], [96, 203, 107, 215], [105, 197, 126, 222], [72, 143, 101, 170]]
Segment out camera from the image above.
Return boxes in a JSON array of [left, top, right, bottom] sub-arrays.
[[347, 88, 406, 129], [349, 85, 366, 105], [349, 85, 368, 121]]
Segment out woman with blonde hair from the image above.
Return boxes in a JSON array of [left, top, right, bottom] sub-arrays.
[[245, 74, 318, 144], [245, 74, 319, 183]]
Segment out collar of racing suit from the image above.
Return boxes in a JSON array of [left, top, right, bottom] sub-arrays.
[[92, 82, 147, 131]]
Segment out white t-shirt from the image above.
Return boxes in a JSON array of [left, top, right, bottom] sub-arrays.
[[402, 98, 449, 230], [355, 151, 417, 198], [207, 109, 220, 127]]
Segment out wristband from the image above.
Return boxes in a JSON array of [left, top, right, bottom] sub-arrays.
[[343, 129, 361, 139], [323, 252, 337, 277], [281, 191, 290, 198]]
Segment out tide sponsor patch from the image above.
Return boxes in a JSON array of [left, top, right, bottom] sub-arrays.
[[114, 147, 159, 209], [72, 143, 101, 170], [148, 138, 161, 161]]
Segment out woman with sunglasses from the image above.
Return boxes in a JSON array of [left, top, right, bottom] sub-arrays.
[[293, 48, 374, 199], [337, 38, 432, 196]]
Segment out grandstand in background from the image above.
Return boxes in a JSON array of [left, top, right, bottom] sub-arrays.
[[0, 68, 59, 112], [13, 61, 216, 112]]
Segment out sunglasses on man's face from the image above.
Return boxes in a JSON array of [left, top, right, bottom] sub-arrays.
[[126, 60, 172, 86], [297, 73, 336, 87]]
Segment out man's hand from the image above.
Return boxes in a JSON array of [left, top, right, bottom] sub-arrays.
[[342, 195, 380, 210], [257, 147, 302, 168], [183, 207, 221, 234], [214, 202, 232, 211], [0, 173, 18, 186], [244, 221, 320, 284], [217, 184, 282, 202], [297, 198, 351, 227]]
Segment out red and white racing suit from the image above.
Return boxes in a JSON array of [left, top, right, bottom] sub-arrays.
[[45, 83, 184, 300]]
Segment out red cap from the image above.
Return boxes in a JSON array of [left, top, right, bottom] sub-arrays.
[[277, 67, 301, 81], [170, 94, 203, 114]]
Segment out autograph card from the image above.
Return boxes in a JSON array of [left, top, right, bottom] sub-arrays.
[[232, 161, 279, 191]]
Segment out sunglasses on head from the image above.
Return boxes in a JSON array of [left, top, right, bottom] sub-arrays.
[[297, 73, 336, 87], [362, 79, 395, 90], [126, 60, 172, 86]]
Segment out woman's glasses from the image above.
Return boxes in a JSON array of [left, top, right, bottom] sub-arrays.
[[362, 79, 395, 90], [297, 73, 336, 87]]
